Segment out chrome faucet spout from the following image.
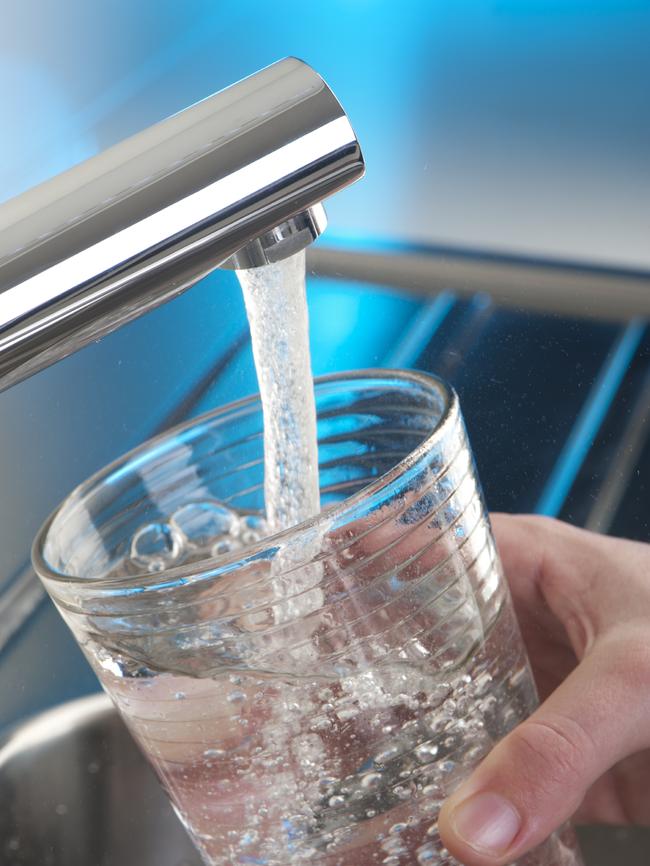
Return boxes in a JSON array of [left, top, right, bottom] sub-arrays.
[[0, 58, 364, 391], [221, 203, 327, 270]]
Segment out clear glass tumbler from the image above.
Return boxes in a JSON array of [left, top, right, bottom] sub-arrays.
[[33, 370, 582, 866]]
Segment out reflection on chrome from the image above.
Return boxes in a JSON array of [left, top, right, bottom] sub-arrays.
[[0, 58, 364, 391]]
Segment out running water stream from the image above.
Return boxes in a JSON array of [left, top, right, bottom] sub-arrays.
[[236, 250, 321, 532]]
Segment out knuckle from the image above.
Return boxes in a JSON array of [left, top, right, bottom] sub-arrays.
[[508, 713, 593, 792], [519, 514, 564, 536], [603, 632, 650, 692]]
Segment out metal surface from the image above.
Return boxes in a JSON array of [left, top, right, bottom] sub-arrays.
[[1, 695, 649, 865], [0, 694, 200, 866], [0, 563, 44, 656], [221, 202, 327, 269], [309, 244, 650, 322], [584, 368, 650, 533], [0, 57, 363, 391]]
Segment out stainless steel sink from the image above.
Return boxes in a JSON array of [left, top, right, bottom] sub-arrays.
[[0, 694, 200, 866], [2, 690, 650, 866]]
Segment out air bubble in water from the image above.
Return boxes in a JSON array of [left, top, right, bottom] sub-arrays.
[[211, 538, 240, 557], [416, 842, 437, 863], [336, 705, 359, 721], [360, 772, 383, 790], [96, 649, 154, 680], [240, 829, 258, 847], [373, 744, 400, 766], [415, 742, 439, 763], [171, 501, 239, 550], [240, 514, 265, 546], [130, 522, 184, 572], [227, 690, 246, 703]]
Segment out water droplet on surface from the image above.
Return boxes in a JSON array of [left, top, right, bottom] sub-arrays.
[[130, 522, 184, 572], [204, 748, 226, 759], [328, 795, 346, 808]]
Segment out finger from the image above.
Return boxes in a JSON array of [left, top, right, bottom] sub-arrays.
[[438, 631, 650, 866], [491, 513, 650, 657], [490, 514, 579, 647], [490, 515, 582, 699]]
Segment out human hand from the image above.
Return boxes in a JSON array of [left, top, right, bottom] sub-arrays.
[[438, 514, 650, 865]]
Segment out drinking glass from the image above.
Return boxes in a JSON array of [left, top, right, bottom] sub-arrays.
[[33, 370, 583, 866]]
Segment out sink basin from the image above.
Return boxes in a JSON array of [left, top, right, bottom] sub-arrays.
[[0, 694, 200, 866]]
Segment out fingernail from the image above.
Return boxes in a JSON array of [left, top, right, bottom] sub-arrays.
[[450, 792, 521, 855]]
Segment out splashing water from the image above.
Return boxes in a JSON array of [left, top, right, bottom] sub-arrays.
[[236, 250, 320, 532]]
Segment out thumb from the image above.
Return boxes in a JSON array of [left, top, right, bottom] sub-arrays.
[[437, 632, 650, 866]]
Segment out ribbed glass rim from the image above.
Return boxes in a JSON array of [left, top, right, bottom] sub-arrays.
[[32, 368, 457, 589]]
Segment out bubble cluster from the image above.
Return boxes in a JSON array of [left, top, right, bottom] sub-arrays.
[[127, 501, 265, 574], [102, 528, 565, 865]]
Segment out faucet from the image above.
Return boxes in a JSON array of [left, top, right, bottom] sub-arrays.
[[0, 58, 364, 392]]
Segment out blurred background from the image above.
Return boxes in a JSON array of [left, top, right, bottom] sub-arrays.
[[0, 0, 648, 748]]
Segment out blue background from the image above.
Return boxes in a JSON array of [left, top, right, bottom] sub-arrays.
[[3, 1, 650, 263]]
